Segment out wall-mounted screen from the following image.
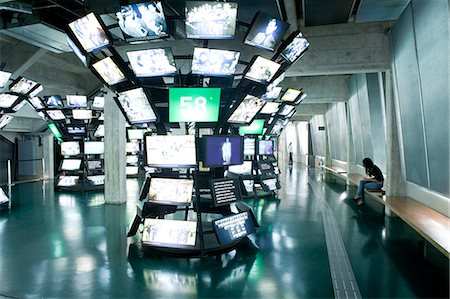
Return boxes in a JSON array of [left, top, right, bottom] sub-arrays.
[[86, 175, 105, 185], [185, 1, 238, 39], [281, 31, 309, 63], [244, 56, 281, 84], [191, 48, 240, 77], [258, 140, 274, 155], [66, 35, 87, 66], [92, 57, 126, 86], [239, 119, 265, 135], [67, 95, 87, 108], [227, 95, 265, 124], [94, 124, 104, 137], [116, 87, 157, 124], [126, 166, 139, 175], [281, 88, 301, 102], [142, 219, 197, 247], [169, 87, 221, 122], [67, 125, 86, 135], [46, 110, 66, 120], [0, 70, 12, 88], [0, 115, 13, 129], [126, 142, 140, 153], [127, 48, 176, 77], [145, 135, 196, 167], [72, 109, 93, 120], [28, 97, 45, 110], [44, 95, 63, 108], [244, 12, 289, 51], [148, 177, 194, 205], [212, 211, 256, 246], [87, 160, 103, 171], [57, 176, 79, 187], [243, 138, 255, 156], [127, 129, 145, 140], [92, 96, 105, 109], [84, 141, 104, 155], [68, 12, 110, 53], [9, 77, 38, 94], [0, 93, 19, 108], [61, 141, 80, 156], [203, 135, 243, 167], [228, 161, 252, 175], [61, 159, 82, 171], [116, 1, 169, 42]]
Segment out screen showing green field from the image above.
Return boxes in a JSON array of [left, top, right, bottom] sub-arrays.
[[169, 88, 221, 122], [239, 119, 265, 135]]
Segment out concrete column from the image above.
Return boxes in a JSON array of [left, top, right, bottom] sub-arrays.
[[104, 88, 127, 204], [42, 133, 54, 179], [346, 102, 357, 181]]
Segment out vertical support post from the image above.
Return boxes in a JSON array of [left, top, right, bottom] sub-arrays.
[[7, 160, 13, 186], [194, 125, 205, 256], [41, 158, 45, 180]]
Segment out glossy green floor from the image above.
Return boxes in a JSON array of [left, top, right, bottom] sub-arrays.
[[0, 165, 448, 298]]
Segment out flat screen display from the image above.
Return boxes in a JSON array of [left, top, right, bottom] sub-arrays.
[[86, 175, 105, 185], [185, 1, 238, 39], [243, 138, 255, 156], [68, 12, 110, 53], [191, 48, 240, 76], [239, 119, 265, 135], [268, 119, 285, 135], [126, 166, 139, 175], [44, 95, 63, 108], [0, 70, 12, 88], [72, 109, 93, 120], [127, 129, 145, 140], [261, 177, 279, 191], [92, 96, 105, 109], [169, 87, 220, 122], [116, 1, 169, 42], [244, 12, 289, 51], [67, 35, 87, 66], [203, 135, 243, 167], [67, 95, 87, 108], [281, 31, 309, 63], [127, 48, 176, 77], [212, 211, 256, 246], [261, 86, 282, 100], [210, 178, 241, 206], [84, 141, 104, 155], [281, 88, 301, 102], [67, 125, 86, 135], [9, 77, 38, 94], [278, 104, 295, 116], [57, 176, 79, 187], [145, 135, 196, 167], [61, 141, 80, 156], [142, 219, 197, 247], [94, 124, 104, 137], [260, 102, 280, 114], [227, 95, 265, 124], [29, 85, 43, 98], [0, 188, 9, 203], [12, 100, 28, 112], [228, 161, 252, 175], [0, 93, 19, 108], [87, 160, 103, 170], [126, 155, 139, 164], [61, 159, 82, 171], [46, 110, 66, 120], [244, 56, 280, 84], [92, 57, 126, 86], [116, 87, 157, 124], [0, 115, 13, 129], [126, 142, 140, 153], [258, 140, 273, 155], [148, 178, 194, 205], [28, 97, 45, 110]]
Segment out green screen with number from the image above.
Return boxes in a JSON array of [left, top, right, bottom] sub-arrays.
[[169, 88, 221, 122]]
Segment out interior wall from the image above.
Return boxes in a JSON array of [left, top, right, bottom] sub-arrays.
[[325, 102, 347, 162], [309, 115, 325, 157]]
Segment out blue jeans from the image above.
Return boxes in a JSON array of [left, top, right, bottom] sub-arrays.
[[356, 180, 383, 201]]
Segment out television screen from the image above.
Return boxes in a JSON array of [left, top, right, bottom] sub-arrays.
[[261, 86, 282, 100], [61, 159, 82, 171], [243, 179, 254, 193], [212, 211, 256, 246], [67, 95, 87, 108], [28, 97, 45, 110], [61, 141, 81, 156], [281, 31, 309, 63], [72, 109, 93, 120], [169, 88, 221, 122], [278, 104, 295, 116], [86, 175, 105, 185], [203, 135, 243, 167], [267, 72, 285, 91], [261, 177, 279, 191], [148, 178, 194, 205], [44, 95, 63, 108], [46, 110, 66, 120], [116, 1, 169, 42], [243, 138, 255, 156], [92, 96, 105, 109], [268, 119, 285, 135], [127, 48, 176, 77], [0, 115, 13, 129], [228, 95, 265, 124], [244, 12, 289, 51], [66, 35, 87, 66], [126, 142, 140, 153], [12, 100, 28, 112], [281, 88, 301, 102], [258, 160, 275, 174], [260, 102, 280, 115], [87, 160, 103, 171], [84, 141, 104, 155], [116, 87, 157, 124], [67, 125, 86, 135], [29, 85, 43, 98], [191, 48, 240, 76], [9, 77, 38, 94], [0, 187, 9, 204], [98, 112, 104, 120], [0, 70, 12, 88], [57, 176, 79, 187], [258, 140, 273, 155], [244, 56, 281, 84], [94, 124, 104, 138], [228, 161, 252, 175], [145, 135, 196, 167], [185, 1, 238, 39], [126, 155, 139, 164], [0, 93, 19, 108], [126, 166, 139, 175], [68, 12, 110, 53], [142, 219, 197, 247], [92, 57, 126, 86], [210, 178, 241, 206], [127, 129, 145, 140], [239, 119, 265, 135]]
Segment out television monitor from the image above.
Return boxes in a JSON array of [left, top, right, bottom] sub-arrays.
[[227, 95, 265, 124], [212, 211, 256, 246], [242, 179, 254, 193], [239, 119, 265, 135], [92, 96, 105, 109], [126, 142, 140, 153], [261, 176, 280, 191], [9, 77, 38, 94], [169, 88, 221, 122], [92, 57, 126, 86], [261, 86, 282, 100], [29, 85, 43, 98], [0, 93, 19, 108], [267, 72, 285, 91], [0, 115, 13, 129], [278, 104, 295, 116], [126, 166, 139, 175], [44, 95, 63, 108], [258, 160, 275, 174], [86, 175, 105, 185], [28, 97, 45, 110], [86, 160, 103, 171], [228, 161, 252, 175], [244, 12, 290, 51], [185, 1, 238, 39], [260, 102, 280, 114], [243, 138, 255, 156], [127, 129, 145, 140], [12, 100, 28, 112], [203, 135, 243, 167], [61, 141, 81, 156], [46, 110, 66, 120], [84, 141, 104, 155], [57, 176, 79, 187], [72, 109, 93, 120], [281, 88, 301, 102], [0, 187, 9, 204], [258, 140, 273, 155], [127, 48, 176, 77], [66, 35, 87, 66], [148, 178, 194, 205], [67, 125, 86, 135], [142, 219, 197, 247], [126, 155, 139, 164], [98, 112, 104, 121], [281, 31, 310, 63], [267, 119, 285, 135], [68, 12, 110, 53], [210, 178, 241, 206], [94, 124, 104, 138], [0, 70, 12, 88], [116, 1, 169, 42], [191, 48, 240, 76], [61, 159, 82, 171], [67, 95, 87, 108], [145, 135, 196, 167], [116, 87, 157, 124], [244, 56, 281, 84]]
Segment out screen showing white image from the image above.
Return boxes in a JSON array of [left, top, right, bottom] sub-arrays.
[[0, 94, 19, 108], [46, 110, 66, 120], [61, 159, 82, 171], [0, 71, 12, 88], [148, 178, 194, 205], [92, 96, 105, 109], [10, 77, 38, 94], [67, 95, 87, 108], [86, 175, 105, 185], [92, 57, 126, 85], [94, 124, 104, 137], [281, 32, 309, 63], [228, 95, 265, 124], [126, 142, 140, 153], [72, 109, 93, 120], [243, 138, 255, 156], [0, 115, 13, 129], [260, 102, 280, 114], [29, 97, 45, 110], [126, 166, 139, 175], [145, 135, 196, 167], [244, 56, 280, 84], [61, 141, 80, 156], [126, 155, 139, 164], [228, 161, 252, 175], [0, 188, 9, 203], [191, 48, 240, 76], [57, 176, 79, 187], [84, 142, 104, 155], [127, 48, 176, 77], [116, 87, 157, 124], [142, 219, 197, 246], [68, 12, 109, 53]]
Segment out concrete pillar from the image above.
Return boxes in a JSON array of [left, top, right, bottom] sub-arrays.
[[104, 88, 127, 204], [42, 133, 54, 179], [346, 102, 357, 180]]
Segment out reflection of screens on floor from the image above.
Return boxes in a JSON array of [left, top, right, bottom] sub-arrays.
[[57, 176, 79, 187], [243, 180, 254, 193], [142, 219, 197, 246]]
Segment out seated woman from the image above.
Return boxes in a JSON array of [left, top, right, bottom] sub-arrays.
[[354, 157, 384, 206]]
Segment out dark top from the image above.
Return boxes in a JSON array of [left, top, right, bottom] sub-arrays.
[[368, 165, 384, 182]]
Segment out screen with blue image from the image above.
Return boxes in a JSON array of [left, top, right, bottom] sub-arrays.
[[204, 135, 243, 167]]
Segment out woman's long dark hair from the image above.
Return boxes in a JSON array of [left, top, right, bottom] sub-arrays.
[[362, 157, 374, 175]]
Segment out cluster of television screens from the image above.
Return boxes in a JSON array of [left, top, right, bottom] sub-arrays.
[[57, 175, 105, 187], [60, 141, 105, 156]]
